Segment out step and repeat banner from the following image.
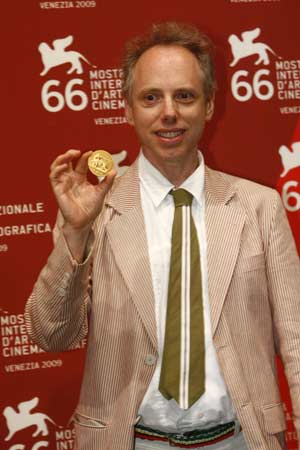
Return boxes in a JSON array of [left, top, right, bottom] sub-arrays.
[[1, 1, 300, 449]]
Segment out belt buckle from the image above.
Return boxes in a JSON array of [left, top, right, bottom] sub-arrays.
[[168, 433, 186, 447]]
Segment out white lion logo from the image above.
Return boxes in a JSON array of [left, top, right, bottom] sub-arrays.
[[39, 35, 95, 76], [228, 28, 279, 67], [3, 397, 56, 441], [279, 142, 300, 177]]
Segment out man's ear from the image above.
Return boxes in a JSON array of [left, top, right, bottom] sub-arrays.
[[124, 99, 135, 126], [205, 94, 215, 121]]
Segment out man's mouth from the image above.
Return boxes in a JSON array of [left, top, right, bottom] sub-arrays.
[[155, 129, 185, 139]]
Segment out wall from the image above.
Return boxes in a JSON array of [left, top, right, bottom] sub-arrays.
[[1, 1, 300, 449]]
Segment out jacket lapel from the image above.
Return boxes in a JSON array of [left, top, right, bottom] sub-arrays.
[[205, 167, 245, 336], [105, 160, 157, 350]]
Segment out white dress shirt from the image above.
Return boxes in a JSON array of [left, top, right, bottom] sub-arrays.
[[138, 151, 236, 432]]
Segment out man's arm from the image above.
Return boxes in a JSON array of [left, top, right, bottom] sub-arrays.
[[25, 149, 116, 351], [25, 225, 93, 351], [265, 191, 300, 439]]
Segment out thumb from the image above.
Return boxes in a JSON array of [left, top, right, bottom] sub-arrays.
[[98, 169, 117, 196]]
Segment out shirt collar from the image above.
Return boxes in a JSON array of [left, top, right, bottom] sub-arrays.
[[138, 150, 205, 208]]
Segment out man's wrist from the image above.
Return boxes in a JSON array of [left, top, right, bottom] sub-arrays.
[[62, 222, 93, 263]]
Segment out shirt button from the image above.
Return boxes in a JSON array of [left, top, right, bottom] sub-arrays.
[[145, 354, 156, 366]]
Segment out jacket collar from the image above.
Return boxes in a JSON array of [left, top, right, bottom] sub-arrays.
[[204, 165, 237, 206], [106, 160, 238, 214], [105, 158, 140, 214]]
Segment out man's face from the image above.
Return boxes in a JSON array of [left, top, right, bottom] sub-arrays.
[[125, 45, 214, 171]]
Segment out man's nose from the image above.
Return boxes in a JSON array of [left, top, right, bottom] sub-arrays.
[[161, 98, 178, 124]]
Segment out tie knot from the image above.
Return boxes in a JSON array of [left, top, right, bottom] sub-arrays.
[[171, 189, 193, 207]]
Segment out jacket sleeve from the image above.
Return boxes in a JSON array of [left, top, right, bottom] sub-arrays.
[[265, 191, 300, 437], [25, 218, 94, 352]]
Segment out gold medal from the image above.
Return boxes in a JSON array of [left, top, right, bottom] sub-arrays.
[[88, 150, 114, 177]]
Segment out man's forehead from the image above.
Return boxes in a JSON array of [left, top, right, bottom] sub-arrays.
[[135, 44, 200, 67], [132, 45, 204, 88]]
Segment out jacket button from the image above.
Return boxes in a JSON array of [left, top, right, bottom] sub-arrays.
[[61, 278, 69, 288], [145, 354, 156, 366], [58, 287, 66, 296]]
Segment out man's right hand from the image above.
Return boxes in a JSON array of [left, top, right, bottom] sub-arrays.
[[50, 149, 116, 261]]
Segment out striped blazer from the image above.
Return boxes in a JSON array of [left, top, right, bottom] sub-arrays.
[[25, 159, 300, 450]]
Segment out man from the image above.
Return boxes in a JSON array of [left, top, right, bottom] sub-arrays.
[[25, 22, 300, 450]]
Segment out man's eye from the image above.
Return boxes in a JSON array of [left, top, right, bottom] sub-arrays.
[[144, 94, 158, 103], [176, 92, 194, 102]]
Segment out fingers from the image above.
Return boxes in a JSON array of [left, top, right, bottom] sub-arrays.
[[50, 149, 81, 172], [49, 149, 117, 198], [49, 149, 91, 183], [104, 169, 117, 190], [96, 169, 117, 195], [74, 150, 93, 176], [50, 162, 69, 183]]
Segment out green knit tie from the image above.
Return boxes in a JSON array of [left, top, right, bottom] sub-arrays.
[[159, 188, 205, 409]]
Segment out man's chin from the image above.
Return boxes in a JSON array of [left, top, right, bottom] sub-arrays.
[[156, 148, 198, 166]]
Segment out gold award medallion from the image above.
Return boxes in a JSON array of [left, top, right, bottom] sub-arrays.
[[88, 150, 114, 177]]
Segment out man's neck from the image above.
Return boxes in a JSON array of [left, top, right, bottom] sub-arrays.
[[142, 152, 200, 188]]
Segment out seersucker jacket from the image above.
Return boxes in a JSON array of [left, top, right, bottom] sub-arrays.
[[25, 159, 300, 450]]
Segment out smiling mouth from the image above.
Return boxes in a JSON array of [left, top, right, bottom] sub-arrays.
[[155, 129, 185, 139]]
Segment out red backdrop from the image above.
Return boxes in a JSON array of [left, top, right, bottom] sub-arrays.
[[1, 1, 300, 449]]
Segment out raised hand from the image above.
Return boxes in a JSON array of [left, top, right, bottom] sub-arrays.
[[50, 149, 116, 229], [49, 149, 117, 260]]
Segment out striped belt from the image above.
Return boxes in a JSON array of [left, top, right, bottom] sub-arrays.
[[135, 421, 242, 448]]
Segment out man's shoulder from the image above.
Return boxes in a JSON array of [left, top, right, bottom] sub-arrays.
[[206, 165, 278, 199]]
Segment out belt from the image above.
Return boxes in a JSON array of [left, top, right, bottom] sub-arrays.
[[135, 421, 242, 448]]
